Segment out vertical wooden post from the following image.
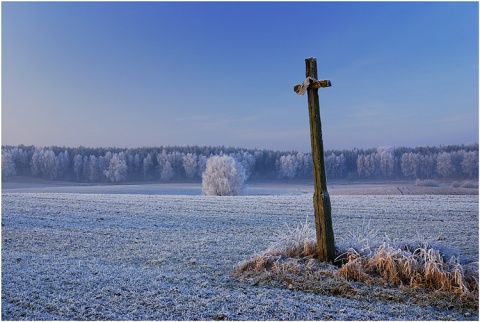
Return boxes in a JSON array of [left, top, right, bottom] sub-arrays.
[[305, 57, 335, 262]]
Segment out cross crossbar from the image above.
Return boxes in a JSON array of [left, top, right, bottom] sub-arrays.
[[294, 77, 332, 96]]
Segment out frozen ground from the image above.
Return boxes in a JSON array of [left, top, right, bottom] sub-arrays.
[[1, 185, 479, 320]]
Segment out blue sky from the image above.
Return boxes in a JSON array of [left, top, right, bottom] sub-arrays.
[[2, 1, 478, 152]]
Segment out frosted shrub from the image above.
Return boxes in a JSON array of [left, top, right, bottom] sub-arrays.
[[202, 155, 247, 196]]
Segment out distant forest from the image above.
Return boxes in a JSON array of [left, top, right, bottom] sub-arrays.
[[2, 143, 478, 183]]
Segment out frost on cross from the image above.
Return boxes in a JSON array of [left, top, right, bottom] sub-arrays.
[[202, 155, 247, 196]]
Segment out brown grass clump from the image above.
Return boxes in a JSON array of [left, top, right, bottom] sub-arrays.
[[233, 221, 317, 275], [233, 221, 479, 309], [336, 242, 478, 301], [232, 221, 358, 297]]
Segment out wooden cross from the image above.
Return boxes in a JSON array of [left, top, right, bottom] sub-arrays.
[[294, 57, 335, 262]]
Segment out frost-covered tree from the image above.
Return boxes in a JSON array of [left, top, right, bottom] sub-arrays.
[[279, 154, 298, 179], [160, 161, 174, 181], [197, 155, 208, 176], [183, 153, 198, 179], [104, 151, 113, 163], [230, 151, 256, 179], [98, 155, 109, 182], [326, 153, 336, 177], [73, 154, 83, 181], [143, 153, 153, 180], [44, 149, 57, 180], [295, 152, 312, 178], [462, 151, 478, 178], [168, 151, 185, 179], [417, 154, 435, 179], [126, 154, 134, 178], [156, 149, 169, 178], [3, 143, 477, 182], [357, 154, 376, 178], [356, 154, 365, 177], [133, 153, 142, 180], [30, 148, 43, 177], [82, 156, 90, 182], [337, 153, 347, 178], [436, 152, 453, 178], [450, 150, 465, 177], [378, 147, 395, 178], [11, 147, 29, 175], [2, 149, 16, 180], [326, 153, 346, 178], [56, 151, 70, 179], [401, 152, 418, 178], [104, 153, 128, 183], [30, 148, 57, 179], [89, 155, 99, 182], [366, 153, 377, 177], [202, 155, 247, 196]]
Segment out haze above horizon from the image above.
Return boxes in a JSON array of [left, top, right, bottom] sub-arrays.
[[2, 2, 478, 152]]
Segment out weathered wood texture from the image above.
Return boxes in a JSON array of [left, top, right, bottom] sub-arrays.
[[305, 57, 336, 262]]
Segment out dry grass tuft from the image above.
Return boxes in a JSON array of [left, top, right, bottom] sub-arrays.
[[233, 220, 479, 310], [233, 221, 317, 275], [265, 220, 317, 258], [336, 242, 478, 301]]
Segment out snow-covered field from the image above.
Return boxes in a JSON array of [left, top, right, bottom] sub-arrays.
[[2, 184, 478, 320]]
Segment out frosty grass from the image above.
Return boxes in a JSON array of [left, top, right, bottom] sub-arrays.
[[2, 191, 478, 320]]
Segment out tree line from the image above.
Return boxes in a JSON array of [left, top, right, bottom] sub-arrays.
[[2, 143, 478, 183]]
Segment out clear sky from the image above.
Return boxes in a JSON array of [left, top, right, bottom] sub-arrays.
[[2, 1, 478, 152]]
